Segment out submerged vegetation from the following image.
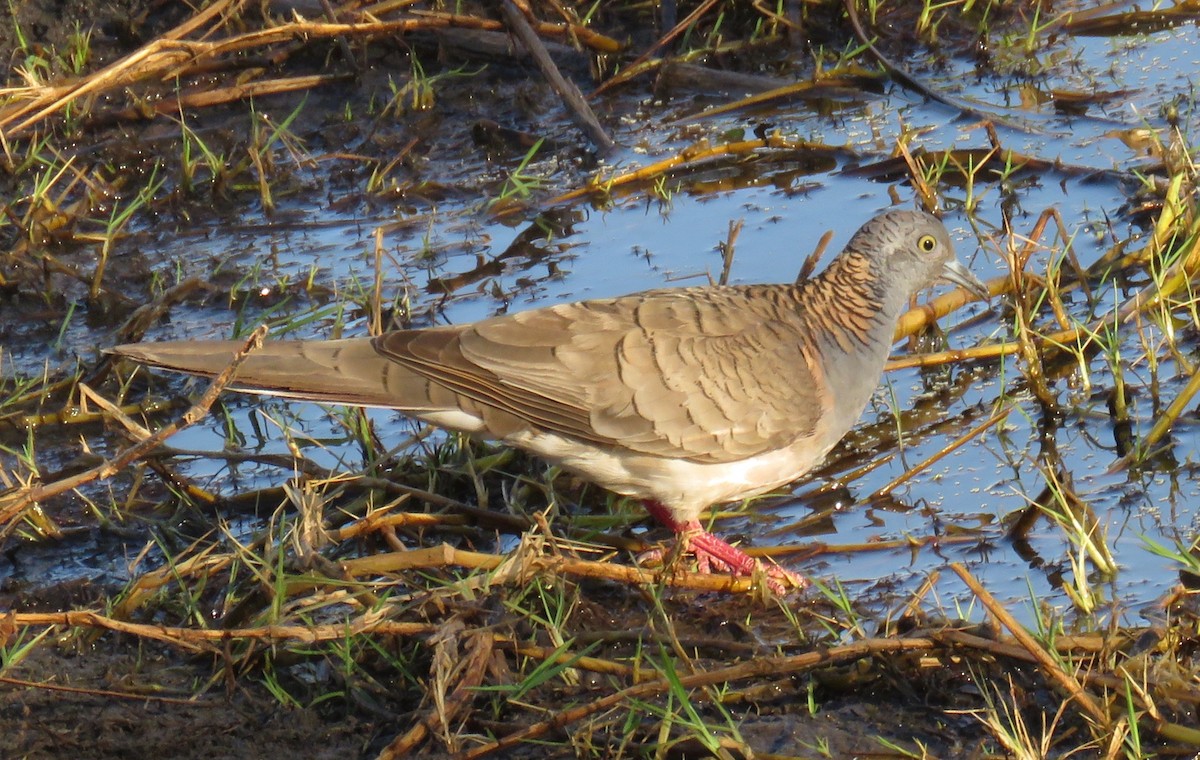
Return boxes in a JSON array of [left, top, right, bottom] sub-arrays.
[[1, 0, 1200, 756]]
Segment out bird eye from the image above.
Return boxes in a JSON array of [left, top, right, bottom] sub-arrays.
[[917, 234, 937, 253]]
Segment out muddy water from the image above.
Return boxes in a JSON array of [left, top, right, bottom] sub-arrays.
[[4, 8, 1199, 627]]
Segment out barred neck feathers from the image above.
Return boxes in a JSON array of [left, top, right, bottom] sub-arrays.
[[795, 250, 894, 356]]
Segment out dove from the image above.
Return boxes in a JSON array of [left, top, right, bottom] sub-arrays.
[[112, 209, 987, 590]]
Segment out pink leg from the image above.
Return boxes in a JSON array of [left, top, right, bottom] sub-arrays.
[[640, 500, 807, 592]]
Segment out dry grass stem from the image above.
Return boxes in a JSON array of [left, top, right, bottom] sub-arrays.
[[950, 563, 1109, 727], [0, 326, 268, 531]]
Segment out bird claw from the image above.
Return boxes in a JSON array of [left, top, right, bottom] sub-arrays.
[[691, 547, 730, 575], [637, 523, 808, 594]]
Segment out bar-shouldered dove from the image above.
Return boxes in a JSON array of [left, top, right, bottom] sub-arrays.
[[111, 210, 987, 591]]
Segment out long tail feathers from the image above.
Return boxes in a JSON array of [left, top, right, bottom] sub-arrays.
[[110, 339, 420, 409]]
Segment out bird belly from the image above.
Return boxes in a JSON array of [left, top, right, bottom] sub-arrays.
[[506, 430, 833, 523]]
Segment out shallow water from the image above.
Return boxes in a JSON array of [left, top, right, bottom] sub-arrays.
[[6, 3, 1200, 630]]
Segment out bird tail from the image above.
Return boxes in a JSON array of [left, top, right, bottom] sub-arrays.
[[109, 338, 423, 409]]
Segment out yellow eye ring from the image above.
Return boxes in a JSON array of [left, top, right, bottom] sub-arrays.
[[918, 234, 937, 252]]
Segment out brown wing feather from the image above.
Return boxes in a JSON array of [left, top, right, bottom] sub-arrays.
[[375, 285, 825, 464]]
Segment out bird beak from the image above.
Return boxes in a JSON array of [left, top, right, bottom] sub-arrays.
[[939, 259, 990, 301]]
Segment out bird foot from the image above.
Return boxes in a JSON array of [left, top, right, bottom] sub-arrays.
[[681, 523, 808, 593], [638, 505, 807, 593]]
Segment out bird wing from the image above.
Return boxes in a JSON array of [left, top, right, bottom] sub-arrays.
[[375, 285, 826, 464]]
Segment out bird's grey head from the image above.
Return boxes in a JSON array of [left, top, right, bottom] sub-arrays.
[[846, 209, 985, 303]]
